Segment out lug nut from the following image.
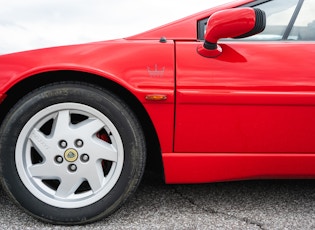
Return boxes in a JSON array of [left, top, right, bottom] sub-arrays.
[[80, 154, 89, 162], [59, 140, 67, 149], [75, 139, 84, 147], [55, 155, 63, 164], [68, 164, 77, 172]]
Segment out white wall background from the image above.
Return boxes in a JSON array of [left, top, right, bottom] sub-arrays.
[[0, 0, 231, 54]]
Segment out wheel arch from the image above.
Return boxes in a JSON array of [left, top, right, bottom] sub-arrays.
[[0, 70, 164, 179]]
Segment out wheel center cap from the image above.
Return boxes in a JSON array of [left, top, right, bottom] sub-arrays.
[[64, 148, 78, 162]]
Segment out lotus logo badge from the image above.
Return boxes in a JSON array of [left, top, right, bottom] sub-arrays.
[[64, 148, 78, 162]]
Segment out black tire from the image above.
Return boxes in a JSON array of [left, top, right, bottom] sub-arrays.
[[0, 82, 146, 224]]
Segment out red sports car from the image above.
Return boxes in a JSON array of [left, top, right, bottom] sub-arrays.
[[0, 0, 314, 224]]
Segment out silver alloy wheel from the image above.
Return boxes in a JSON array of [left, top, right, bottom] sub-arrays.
[[15, 103, 124, 208]]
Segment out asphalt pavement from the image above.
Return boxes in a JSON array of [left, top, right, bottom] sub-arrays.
[[1, 172, 315, 229]]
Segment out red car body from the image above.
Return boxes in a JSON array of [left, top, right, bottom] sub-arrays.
[[1, 0, 315, 184], [0, 0, 315, 223]]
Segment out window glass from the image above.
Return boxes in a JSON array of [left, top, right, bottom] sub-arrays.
[[289, 0, 315, 40], [242, 0, 299, 40]]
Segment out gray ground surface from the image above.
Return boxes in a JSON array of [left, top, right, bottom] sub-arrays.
[[1, 172, 315, 230]]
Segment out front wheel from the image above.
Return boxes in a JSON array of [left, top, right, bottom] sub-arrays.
[[0, 82, 146, 224]]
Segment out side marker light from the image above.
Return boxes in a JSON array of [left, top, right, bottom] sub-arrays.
[[145, 94, 167, 101]]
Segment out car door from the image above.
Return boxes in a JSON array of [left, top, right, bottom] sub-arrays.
[[175, 0, 315, 154]]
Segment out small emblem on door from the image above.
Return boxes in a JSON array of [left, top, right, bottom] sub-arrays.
[[147, 64, 165, 77]]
